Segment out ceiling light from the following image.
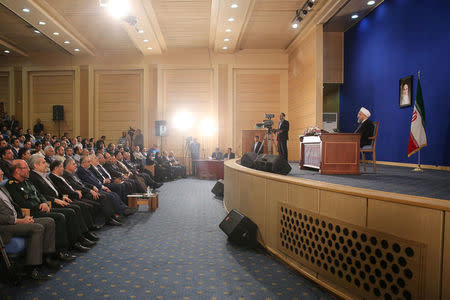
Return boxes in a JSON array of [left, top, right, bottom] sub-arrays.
[[222, 46, 228, 50], [138, 29, 144, 34], [74, 48, 80, 52], [34, 30, 40, 34], [231, 4, 238, 8], [53, 32, 59, 35], [147, 47, 152, 50], [108, 0, 130, 18], [228, 17, 235, 22], [64, 41, 70, 44], [224, 38, 230, 42], [291, 23, 298, 29], [4, 50, 10, 54], [22, 8, 30, 13], [367, 0, 375, 5], [39, 21, 46, 25], [143, 39, 149, 43], [225, 29, 231, 32], [351, 14, 359, 19]]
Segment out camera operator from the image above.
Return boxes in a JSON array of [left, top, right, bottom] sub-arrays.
[[275, 113, 289, 160]]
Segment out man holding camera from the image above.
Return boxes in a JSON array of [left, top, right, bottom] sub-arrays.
[[276, 113, 289, 160]]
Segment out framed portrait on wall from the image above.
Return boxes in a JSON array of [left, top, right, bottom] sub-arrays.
[[399, 76, 413, 108]]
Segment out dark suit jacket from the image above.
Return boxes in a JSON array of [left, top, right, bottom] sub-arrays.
[[252, 141, 263, 154], [63, 171, 93, 196], [277, 119, 289, 141], [76, 167, 103, 189], [89, 165, 106, 183], [224, 152, 235, 160], [212, 152, 223, 160], [355, 120, 375, 147], [103, 162, 123, 179], [29, 171, 60, 202], [49, 173, 80, 200]]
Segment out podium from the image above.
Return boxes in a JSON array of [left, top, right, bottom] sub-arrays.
[[299, 133, 360, 175]]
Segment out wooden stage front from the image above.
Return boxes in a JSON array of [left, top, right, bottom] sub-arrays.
[[223, 159, 450, 300]]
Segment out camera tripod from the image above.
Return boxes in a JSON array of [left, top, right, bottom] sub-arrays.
[[259, 128, 277, 155]]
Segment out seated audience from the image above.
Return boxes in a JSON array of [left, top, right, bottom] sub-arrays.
[[0, 170, 59, 280]]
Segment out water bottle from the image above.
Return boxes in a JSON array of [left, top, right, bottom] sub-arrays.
[[147, 186, 151, 197]]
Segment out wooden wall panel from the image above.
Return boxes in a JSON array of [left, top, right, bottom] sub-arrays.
[[367, 199, 443, 299], [0, 73, 9, 112], [94, 71, 142, 145], [319, 191, 366, 226], [30, 72, 74, 137], [234, 70, 283, 156], [442, 212, 450, 299], [160, 68, 215, 158], [79, 67, 89, 138], [323, 32, 344, 84], [288, 26, 323, 161]]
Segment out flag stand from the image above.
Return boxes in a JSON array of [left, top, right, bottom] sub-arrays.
[[412, 149, 423, 172]]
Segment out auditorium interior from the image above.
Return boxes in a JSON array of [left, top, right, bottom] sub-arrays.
[[1, 0, 450, 299]]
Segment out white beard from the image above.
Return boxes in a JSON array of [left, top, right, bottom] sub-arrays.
[[400, 94, 410, 105]]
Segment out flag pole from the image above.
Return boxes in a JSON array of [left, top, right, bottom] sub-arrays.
[[412, 70, 423, 172]]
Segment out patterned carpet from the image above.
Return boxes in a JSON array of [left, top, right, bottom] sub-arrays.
[[289, 163, 450, 200], [1, 178, 334, 300]]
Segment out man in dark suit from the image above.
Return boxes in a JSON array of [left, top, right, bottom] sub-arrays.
[[0, 169, 59, 279], [61, 158, 121, 226], [90, 154, 131, 201], [223, 148, 235, 160], [252, 136, 263, 154], [211, 148, 223, 160], [354, 107, 375, 148], [76, 156, 135, 216], [276, 113, 289, 160], [28, 155, 96, 251], [0, 146, 14, 179]]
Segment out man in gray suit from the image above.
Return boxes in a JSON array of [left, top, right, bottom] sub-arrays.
[[0, 169, 59, 280]]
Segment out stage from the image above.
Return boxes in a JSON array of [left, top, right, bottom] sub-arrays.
[[288, 163, 450, 200], [223, 158, 450, 299]]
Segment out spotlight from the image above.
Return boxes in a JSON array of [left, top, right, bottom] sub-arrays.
[[291, 23, 298, 29], [108, 0, 130, 18], [39, 21, 46, 25], [351, 14, 359, 19], [34, 30, 40, 34], [173, 111, 194, 131], [74, 48, 80, 52], [231, 3, 238, 8], [22, 8, 30, 13], [367, 0, 375, 5], [4, 50, 10, 54]]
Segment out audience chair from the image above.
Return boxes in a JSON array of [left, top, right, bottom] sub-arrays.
[[361, 121, 379, 173]]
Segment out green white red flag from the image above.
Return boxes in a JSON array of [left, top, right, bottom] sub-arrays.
[[408, 78, 427, 157]]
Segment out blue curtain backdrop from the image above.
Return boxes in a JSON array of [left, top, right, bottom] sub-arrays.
[[340, 0, 450, 166]]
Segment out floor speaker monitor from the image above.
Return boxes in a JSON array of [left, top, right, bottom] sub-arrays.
[[219, 209, 258, 248]]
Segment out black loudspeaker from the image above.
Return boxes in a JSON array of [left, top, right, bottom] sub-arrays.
[[240, 152, 258, 169], [219, 209, 258, 248], [155, 120, 167, 137], [254, 154, 292, 175], [211, 179, 224, 198], [52, 105, 64, 121]]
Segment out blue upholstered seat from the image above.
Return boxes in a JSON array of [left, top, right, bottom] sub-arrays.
[[5, 237, 26, 255]]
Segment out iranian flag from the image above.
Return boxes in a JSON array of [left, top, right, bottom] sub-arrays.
[[408, 78, 427, 157]]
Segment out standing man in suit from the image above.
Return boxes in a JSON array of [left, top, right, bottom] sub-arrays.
[[276, 113, 289, 160], [189, 138, 200, 176], [354, 107, 374, 148], [252, 136, 263, 154]]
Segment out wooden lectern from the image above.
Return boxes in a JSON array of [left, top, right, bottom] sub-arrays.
[[299, 133, 360, 175]]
